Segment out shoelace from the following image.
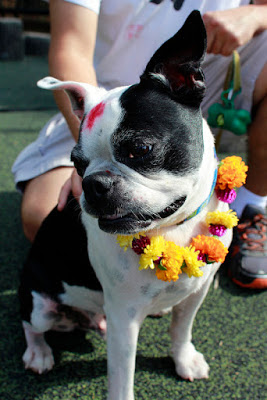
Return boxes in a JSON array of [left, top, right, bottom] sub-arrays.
[[237, 214, 267, 252]]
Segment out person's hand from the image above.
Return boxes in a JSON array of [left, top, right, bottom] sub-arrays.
[[57, 168, 83, 211], [203, 6, 260, 56]]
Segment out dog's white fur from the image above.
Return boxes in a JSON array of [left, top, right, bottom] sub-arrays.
[[22, 76, 232, 399]]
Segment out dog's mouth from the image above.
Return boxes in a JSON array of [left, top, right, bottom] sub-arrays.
[[98, 196, 186, 233]]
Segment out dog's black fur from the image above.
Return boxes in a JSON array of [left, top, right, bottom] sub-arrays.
[[19, 196, 102, 324]]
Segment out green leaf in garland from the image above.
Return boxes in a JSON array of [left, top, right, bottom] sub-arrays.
[[157, 259, 167, 271], [206, 259, 216, 265]]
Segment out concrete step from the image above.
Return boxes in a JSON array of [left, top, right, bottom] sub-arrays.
[[24, 31, 50, 56], [0, 17, 51, 60], [0, 17, 24, 60]]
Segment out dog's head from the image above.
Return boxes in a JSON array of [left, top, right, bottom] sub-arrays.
[[38, 11, 215, 235]]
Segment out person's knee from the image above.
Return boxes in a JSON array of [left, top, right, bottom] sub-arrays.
[[20, 168, 74, 242], [21, 197, 48, 242], [20, 176, 57, 242]]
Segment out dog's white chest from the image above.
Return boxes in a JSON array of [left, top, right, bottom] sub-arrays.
[[83, 217, 217, 315]]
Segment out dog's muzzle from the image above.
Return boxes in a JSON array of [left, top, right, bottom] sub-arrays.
[[82, 171, 186, 234], [82, 171, 123, 211], [81, 171, 149, 233]]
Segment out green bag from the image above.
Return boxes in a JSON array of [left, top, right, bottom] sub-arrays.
[[207, 51, 251, 136]]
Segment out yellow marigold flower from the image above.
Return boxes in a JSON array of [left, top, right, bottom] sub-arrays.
[[117, 234, 135, 251], [139, 253, 155, 270], [139, 236, 165, 270], [161, 241, 184, 270], [191, 235, 228, 263], [182, 246, 205, 278], [156, 244, 183, 282], [215, 156, 248, 191], [206, 210, 238, 229], [117, 232, 143, 251]]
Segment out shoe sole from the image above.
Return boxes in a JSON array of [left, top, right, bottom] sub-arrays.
[[228, 268, 267, 289]]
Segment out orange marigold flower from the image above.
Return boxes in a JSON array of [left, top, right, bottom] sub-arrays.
[[215, 156, 248, 191], [191, 235, 228, 263]]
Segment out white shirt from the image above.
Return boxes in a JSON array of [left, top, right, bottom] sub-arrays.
[[64, 0, 250, 89]]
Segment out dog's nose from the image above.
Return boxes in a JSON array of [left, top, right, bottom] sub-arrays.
[[82, 172, 113, 202]]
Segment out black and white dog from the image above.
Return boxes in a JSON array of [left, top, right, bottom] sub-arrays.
[[19, 11, 231, 400]]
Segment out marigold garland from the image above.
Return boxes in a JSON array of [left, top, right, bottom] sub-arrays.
[[116, 156, 247, 282], [215, 156, 248, 191], [157, 242, 184, 282], [206, 210, 238, 229], [139, 236, 165, 270], [191, 235, 228, 264], [216, 188, 236, 203], [155, 243, 184, 282], [181, 246, 205, 278], [117, 234, 138, 251]]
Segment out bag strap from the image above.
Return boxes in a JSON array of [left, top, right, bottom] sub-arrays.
[[223, 50, 241, 94], [215, 51, 241, 150]]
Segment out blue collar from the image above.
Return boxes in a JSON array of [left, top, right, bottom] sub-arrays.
[[179, 149, 218, 225]]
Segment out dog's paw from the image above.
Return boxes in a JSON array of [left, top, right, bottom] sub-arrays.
[[172, 342, 209, 381], [23, 343, 55, 374]]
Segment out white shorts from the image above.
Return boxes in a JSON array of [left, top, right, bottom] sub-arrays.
[[12, 31, 267, 192]]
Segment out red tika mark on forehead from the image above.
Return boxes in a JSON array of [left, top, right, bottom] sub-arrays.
[[86, 101, 106, 130]]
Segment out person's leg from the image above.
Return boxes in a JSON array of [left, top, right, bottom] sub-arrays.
[[12, 113, 76, 242], [228, 62, 267, 289], [246, 63, 267, 196], [232, 62, 267, 213], [202, 32, 267, 288], [21, 167, 74, 242]]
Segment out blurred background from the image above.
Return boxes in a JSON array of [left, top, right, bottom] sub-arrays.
[[0, 0, 56, 111]]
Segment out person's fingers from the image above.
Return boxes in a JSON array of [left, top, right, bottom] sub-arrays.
[[204, 19, 224, 55], [220, 42, 237, 57], [203, 13, 217, 53], [203, 8, 254, 56], [206, 33, 216, 54], [71, 170, 83, 201], [57, 177, 72, 211]]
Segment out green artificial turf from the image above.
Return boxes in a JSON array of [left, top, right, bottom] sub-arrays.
[[0, 110, 266, 400]]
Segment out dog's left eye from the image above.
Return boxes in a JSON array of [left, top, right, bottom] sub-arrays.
[[128, 144, 153, 159]]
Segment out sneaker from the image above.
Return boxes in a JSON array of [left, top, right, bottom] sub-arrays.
[[228, 205, 267, 289]]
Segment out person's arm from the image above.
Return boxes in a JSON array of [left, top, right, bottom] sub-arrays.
[[203, 1, 267, 56], [49, 0, 98, 141], [48, 0, 99, 208]]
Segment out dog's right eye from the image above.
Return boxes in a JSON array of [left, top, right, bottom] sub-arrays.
[[114, 139, 156, 169], [128, 144, 153, 159]]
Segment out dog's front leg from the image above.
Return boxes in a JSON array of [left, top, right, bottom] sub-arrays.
[[104, 302, 143, 400], [170, 274, 216, 381]]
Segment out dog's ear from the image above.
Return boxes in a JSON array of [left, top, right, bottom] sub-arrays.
[[37, 77, 104, 119], [140, 10, 207, 107]]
